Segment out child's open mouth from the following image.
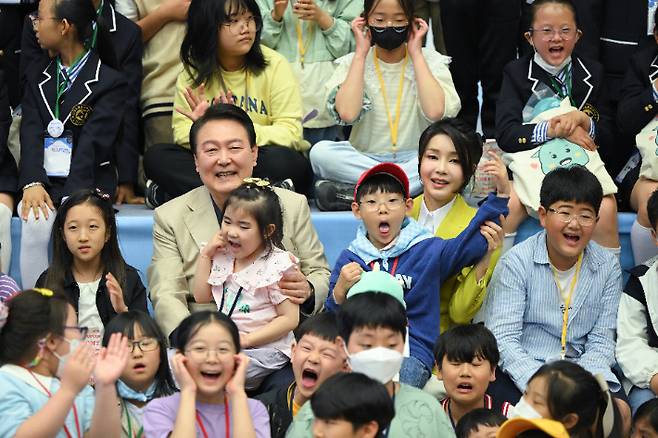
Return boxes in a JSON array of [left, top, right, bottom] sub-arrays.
[[133, 362, 147, 373], [301, 368, 319, 389], [456, 383, 473, 393], [378, 222, 390, 235], [563, 233, 580, 245], [200, 371, 222, 383]]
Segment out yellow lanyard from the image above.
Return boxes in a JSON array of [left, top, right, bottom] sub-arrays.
[[551, 254, 583, 360], [295, 20, 314, 69], [373, 47, 408, 153]]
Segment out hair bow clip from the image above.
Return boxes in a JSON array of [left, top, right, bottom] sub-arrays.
[[93, 188, 111, 200], [33, 288, 54, 298], [243, 177, 271, 187]]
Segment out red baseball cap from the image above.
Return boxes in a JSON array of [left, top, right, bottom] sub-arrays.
[[354, 162, 410, 200]]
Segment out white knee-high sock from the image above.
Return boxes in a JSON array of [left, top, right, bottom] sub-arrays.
[[502, 232, 517, 255], [631, 220, 658, 265], [19, 204, 56, 289], [0, 204, 11, 274]]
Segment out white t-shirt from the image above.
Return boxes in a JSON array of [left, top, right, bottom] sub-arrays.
[[78, 279, 104, 352], [552, 264, 578, 304], [326, 47, 461, 155], [417, 197, 456, 234]]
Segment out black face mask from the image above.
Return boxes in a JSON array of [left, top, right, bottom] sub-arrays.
[[369, 26, 409, 51]]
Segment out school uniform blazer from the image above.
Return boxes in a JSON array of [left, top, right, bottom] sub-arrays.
[[35, 264, 148, 326], [617, 45, 658, 137], [20, 3, 143, 184], [148, 185, 331, 337], [19, 52, 128, 202], [496, 53, 613, 156], [0, 71, 17, 194]]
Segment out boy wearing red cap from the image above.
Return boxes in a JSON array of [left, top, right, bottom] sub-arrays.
[[324, 162, 509, 389]]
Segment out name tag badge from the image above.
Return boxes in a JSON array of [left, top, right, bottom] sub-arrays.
[[44, 131, 73, 177]]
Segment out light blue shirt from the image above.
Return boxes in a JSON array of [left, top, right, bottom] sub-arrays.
[[0, 365, 95, 437], [484, 231, 622, 391]]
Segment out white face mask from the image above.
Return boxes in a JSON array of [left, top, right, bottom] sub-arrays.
[[53, 338, 81, 378], [533, 51, 572, 77], [347, 347, 404, 384], [509, 396, 543, 419]]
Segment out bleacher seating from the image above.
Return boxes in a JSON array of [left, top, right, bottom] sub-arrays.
[[7, 206, 638, 289]]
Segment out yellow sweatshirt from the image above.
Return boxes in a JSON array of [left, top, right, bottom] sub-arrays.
[[172, 45, 308, 151], [409, 194, 501, 333]]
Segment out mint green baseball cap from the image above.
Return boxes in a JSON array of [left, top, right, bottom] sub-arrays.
[[346, 265, 406, 308]]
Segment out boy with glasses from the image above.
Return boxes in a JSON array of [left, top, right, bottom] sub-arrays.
[[484, 166, 628, 416], [324, 162, 509, 389]]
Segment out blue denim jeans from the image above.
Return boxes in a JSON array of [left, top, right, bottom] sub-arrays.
[[399, 356, 431, 389]]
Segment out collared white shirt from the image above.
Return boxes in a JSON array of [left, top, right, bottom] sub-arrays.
[[417, 196, 456, 234]]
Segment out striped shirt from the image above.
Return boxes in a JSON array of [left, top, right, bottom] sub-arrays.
[[0, 275, 20, 302], [58, 50, 91, 94], [483, 231, 622, 392]]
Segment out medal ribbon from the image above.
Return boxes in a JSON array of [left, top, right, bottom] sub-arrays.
[[295, 19, 314, 68], [373, 47, 408, 153], [54, 51, 89, 120], [551, 253, 583, 360], [550, 65, 573, 104], [195, 394, 229, 438], [123, 402, 144, 438], [27, 369, 82, 438]]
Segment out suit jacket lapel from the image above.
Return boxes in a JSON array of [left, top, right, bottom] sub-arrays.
[[183, 187, 220, 251], [571, 57, 593, 110], [649, 53, 658, 83], [38, 60, 57, 121], [60, 53, 101, 125], [101, 2, 118, 32]]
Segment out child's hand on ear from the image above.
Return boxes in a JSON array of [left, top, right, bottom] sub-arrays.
[[94, 333, 129, 387], [480, 151, 511, 198], [201, 231, 227, 258], [60, 343, 95, 395], [334, 262, 363, 304], [172, 353, 197, 394], [106, 273, 128, 313], [407, 18, 428, 57], [226, 353, 250, 396], [351, 17, 371, 58]]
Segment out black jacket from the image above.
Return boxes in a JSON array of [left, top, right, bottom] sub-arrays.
[[35, 264, 147, 326], [496, 53, 615, 167], [600, 0, 654, 102], [20, 3, 143, 184], [617, 45, 658, 138], [19, 51, 127, 202], [255, 384, 294, 438]]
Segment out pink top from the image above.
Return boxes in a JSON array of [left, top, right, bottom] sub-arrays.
[[208, 246, 298, 357]]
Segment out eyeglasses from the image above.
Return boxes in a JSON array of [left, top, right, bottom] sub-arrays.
[[547, 208, 596, 226], [368, 19, 409, 31], [185, 346, 234, 361], [223, 16, 261, 35], [29, 12, 59, 30], [359, 198, 405, 212], [529, 27, 577, 41], [127, 337, 159, 353], [63, 325, 89, 339]]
